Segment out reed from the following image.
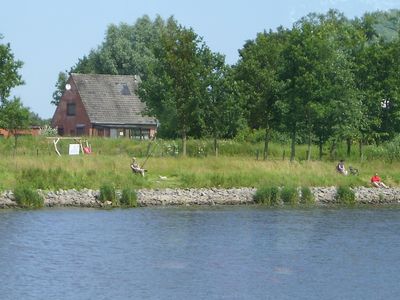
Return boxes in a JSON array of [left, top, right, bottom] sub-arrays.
[[281, 186, 299, 205], [13, 186, 44, 208], [335, 186, 356, 205], [120, 188, 137, 207]]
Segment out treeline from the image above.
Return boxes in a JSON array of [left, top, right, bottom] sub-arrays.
[[53, 9, 400, 159]]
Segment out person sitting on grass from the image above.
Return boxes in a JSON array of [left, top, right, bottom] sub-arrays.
[[130, 157, 145, 177], [336, 159, 348, 175], [370, 173, 388, 188]]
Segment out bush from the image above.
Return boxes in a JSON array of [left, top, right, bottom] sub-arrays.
[[254, 186, 280, 205], [281, 186, 299, 205], [13, 186, 44, 208], [99, 184, 117, 204], [120, 188, 137, 207], [335, 186, 356, 205], [300, 186, 315, 204]]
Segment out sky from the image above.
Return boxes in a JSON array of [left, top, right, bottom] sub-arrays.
[[1, 0, 399, 119]]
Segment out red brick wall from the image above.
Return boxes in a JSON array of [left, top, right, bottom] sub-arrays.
[[0, 128, 41, 137], [51, 78, 91, 136]]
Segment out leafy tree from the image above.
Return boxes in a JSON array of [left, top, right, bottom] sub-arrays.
[[139, 17, 222, 155], [52, 15, 165, 106], [29, 111, 50, 126], [0, 98, 31, 150], [280, 10, 362, 161], [235, 28, 287, 159], [0, 34, 24, 102], [353, 12, 400, 154], [202, 56, 244, 155], [51, 71, 68, 106]]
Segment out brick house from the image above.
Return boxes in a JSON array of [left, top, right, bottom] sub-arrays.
[[51, 73, 157, 138]]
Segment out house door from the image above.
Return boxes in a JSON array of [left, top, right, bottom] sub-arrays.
[[110, 128, 118, 138]]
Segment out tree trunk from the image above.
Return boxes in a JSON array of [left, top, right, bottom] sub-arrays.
[[290, 126, 296, 162], [263, 127, 270, 160], [318, 137, 323, 160], [214, 137, 218, 157], [359, 139, 363, 159], [182, 132, 187, 156], [346, 138, 351, 157], [307, 127, 312, 161], [330, 140, 337, 160]]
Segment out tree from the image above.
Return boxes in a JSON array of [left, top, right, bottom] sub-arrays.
[[138, 18, 221, 155], [353, 12, 400, 156], [202, 55, 244, 155], [0, 98, 31, 151], [235, 28, 288, 159], [0, 34, 24, 102], [51, 71, 68, 106], [52, 15, 166, 106], [280, 10, 362, 161]]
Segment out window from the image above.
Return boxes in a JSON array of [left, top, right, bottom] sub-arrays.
[[67, 103, 76, 116], [57, 127, 64, 136], [76, 124, 85, 136], [116, 83, 131, 95]]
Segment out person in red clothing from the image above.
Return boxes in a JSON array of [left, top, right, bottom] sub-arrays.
[[370, 173, 388, 188]]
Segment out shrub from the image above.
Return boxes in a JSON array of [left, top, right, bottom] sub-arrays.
[[99, 184, 117, 204], [120, 188, 137, 207], [254, 186, 280, 205], [335, 186, 356, 205], [13, 186, 44, 208], [281, 186, 299, 205], [300, 186, 315, 204]]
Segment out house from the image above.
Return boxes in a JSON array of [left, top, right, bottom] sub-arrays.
[[51, 73, 157, 139]]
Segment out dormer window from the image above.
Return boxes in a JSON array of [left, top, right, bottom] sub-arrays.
[[117, 83, 131, 95], [67, 103, 76, 116]]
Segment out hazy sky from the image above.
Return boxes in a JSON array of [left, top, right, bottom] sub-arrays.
[[1, 0, 399, 118]]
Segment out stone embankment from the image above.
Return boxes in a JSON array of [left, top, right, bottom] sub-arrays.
[[1, 187, 400, 209]]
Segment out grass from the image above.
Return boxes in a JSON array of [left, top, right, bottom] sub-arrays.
[[0, 136, 399, 190], [13, 186, 44, 208]]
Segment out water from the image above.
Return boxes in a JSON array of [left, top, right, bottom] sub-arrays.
[[1, 206, 400, 300]]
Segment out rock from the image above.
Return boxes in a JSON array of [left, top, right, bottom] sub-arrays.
[[2, 187, 400, 209]]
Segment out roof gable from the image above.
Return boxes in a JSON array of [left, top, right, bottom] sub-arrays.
[[71, 73, 156, 125]]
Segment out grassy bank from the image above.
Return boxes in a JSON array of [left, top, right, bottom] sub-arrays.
[[1, 153, 400, 191], [0, 136, 398, 190]]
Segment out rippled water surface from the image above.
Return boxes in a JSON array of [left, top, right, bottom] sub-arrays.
[[1, 206, 400, 300]]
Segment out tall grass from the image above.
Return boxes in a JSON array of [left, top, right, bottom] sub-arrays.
[[254, 186, 280, 205], [1, 136, 400, 191], [13, 186, 44, 208]]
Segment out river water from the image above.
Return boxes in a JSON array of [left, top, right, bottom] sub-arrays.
[[0, 206, 400, 300]]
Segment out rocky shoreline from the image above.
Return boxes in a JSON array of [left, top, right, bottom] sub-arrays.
[[1, 187, 400, 209]]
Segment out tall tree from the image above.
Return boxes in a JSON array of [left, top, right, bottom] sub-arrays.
[[280, 10, 362, 161], [202, 55, 244, 155], [235, 28, 287, 159], [139, 18, 222, 155], [0, 35, 24, 102], [52, 15, 165, 106]]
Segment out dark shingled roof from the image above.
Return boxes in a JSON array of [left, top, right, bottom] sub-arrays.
[[71, 73, 156, 126]]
